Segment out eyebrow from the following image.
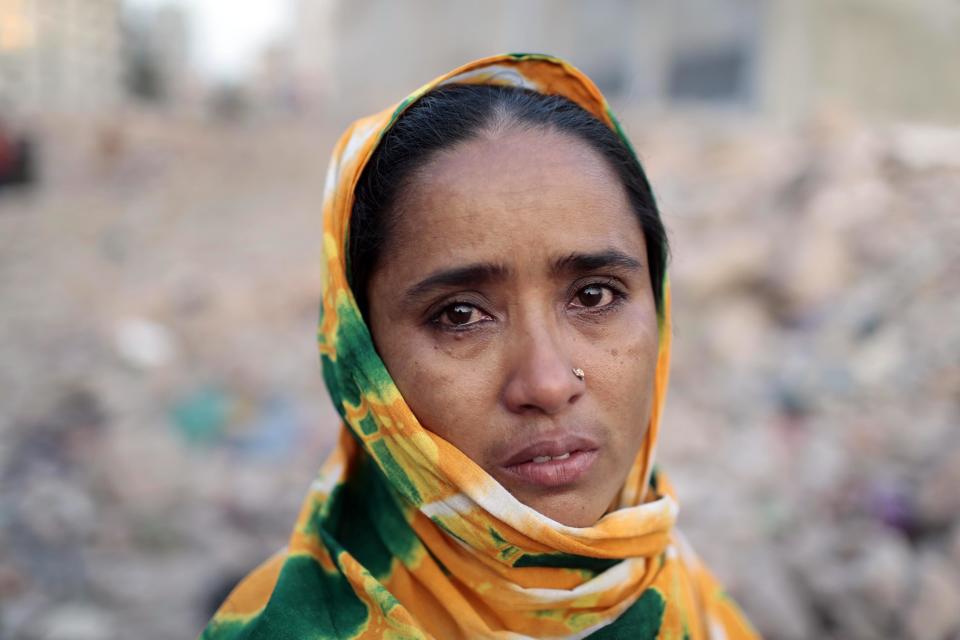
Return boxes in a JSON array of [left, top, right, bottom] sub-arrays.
[[552, 249, 644, 275], [404, 262, 510, 303]]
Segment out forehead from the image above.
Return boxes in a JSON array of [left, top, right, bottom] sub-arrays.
[[383, 128, 644, 270]]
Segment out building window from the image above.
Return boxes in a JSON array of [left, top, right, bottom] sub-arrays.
[[667, 44, 751, 104]]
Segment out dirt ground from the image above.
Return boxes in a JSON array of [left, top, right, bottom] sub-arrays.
[[1, 108, 958, 639]]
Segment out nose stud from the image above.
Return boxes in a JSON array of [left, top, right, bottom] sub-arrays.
[[572, 367, 585, 381]]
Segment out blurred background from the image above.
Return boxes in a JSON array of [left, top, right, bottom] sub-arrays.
[[1, 1, 959, 638]]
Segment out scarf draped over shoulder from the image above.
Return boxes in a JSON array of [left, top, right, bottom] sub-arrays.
[[201, 53, 759, 640]]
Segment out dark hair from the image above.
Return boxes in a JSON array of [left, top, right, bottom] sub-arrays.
[[348, 84, 668, 318]]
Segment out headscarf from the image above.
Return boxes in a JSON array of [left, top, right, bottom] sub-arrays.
[[201, 54, 759, 640]]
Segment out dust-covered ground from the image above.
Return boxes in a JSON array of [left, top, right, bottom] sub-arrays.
[[1, 108, 958, 639]]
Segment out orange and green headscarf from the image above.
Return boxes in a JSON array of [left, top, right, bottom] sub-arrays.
[[201, 54, 759, 640]]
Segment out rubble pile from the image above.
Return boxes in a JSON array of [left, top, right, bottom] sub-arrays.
[[0, 109, 957, 639], [638, 110, 960, 640]]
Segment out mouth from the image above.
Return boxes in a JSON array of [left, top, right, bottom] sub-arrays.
[[499, 434, 600, 488]]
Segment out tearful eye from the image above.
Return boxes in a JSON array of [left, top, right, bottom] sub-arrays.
[[574, 284, 614, 308], [439, 303, 483, 327]]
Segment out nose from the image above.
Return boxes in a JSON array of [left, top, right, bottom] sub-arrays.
[[502, 321, 584, 416]]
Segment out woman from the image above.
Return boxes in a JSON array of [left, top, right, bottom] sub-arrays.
[[201, 54, 759, 639]]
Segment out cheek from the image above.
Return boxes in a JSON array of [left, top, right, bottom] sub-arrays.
[[586, 318, 659, 437], [369, 282, 497, 452], [380, 331, 499, 451]]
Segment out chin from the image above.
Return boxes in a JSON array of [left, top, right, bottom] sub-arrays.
[[523, 492, 608, 528]]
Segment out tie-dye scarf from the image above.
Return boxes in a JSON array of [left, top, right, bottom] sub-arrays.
[[201, 54, 759, 640]]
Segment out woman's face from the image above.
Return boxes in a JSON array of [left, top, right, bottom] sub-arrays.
[[367, 127, 659, 528]]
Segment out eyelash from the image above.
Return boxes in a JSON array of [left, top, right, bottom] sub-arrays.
[[428, 279, 628, 333]]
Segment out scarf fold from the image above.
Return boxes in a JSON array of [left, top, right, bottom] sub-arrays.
[[201, 53, 759, 640]]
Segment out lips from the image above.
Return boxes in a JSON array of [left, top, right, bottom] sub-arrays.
[[501, 434, 599, 467], [500, 433, 600, 488]]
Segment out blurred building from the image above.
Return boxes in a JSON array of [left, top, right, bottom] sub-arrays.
[[291, 0, 336, 113], [0, 0, 123, 116], [246, 41, 301, 119], [762, 0, 960, 123], [294, 0, 960, 124], [122, 2, 194, 108]]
